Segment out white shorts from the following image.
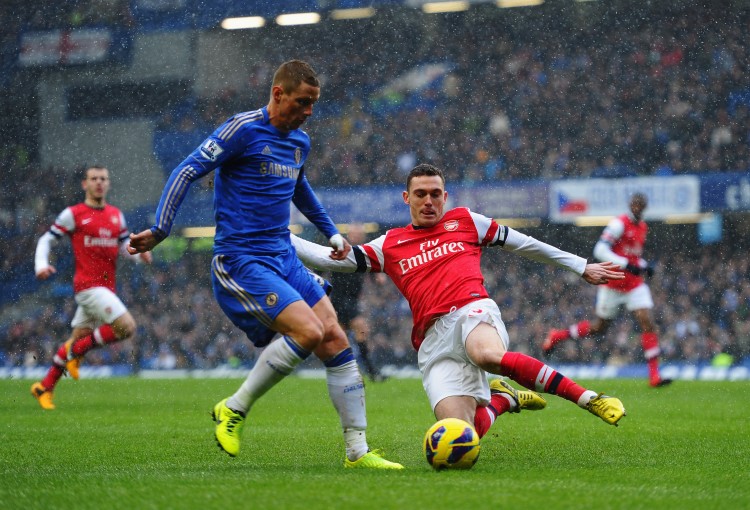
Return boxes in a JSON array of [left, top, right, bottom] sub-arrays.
[[71, 287, 128, 330], [418, 298, 510, 411], [595, 284, 654, 320]]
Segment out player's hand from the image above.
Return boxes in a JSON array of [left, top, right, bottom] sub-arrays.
[[128, 229, 160, 254], [582, 261, 625, 285], [35, 266, 56, 280], [329, 233, 351, 260]]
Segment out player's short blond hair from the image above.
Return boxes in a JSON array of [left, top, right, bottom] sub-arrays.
[[272, 60, 319, 94]]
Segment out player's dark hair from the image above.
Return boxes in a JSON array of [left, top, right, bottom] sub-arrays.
[[630, 192, 648, 206], [82, 164, 108, 180], [273, 60, 319, 93], [407, 163, 445, 191]]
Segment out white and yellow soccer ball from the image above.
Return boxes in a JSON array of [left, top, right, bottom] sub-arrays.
[[423, 418, 480, 470]]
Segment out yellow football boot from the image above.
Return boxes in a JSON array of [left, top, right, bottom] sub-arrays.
[[344, 450, 404, 470], [64, 339, 82, 380], [490, 378, 547, 412], [586, 393, 626, 426], [211, 398, 245, 457], [31, 382, 55, 410]]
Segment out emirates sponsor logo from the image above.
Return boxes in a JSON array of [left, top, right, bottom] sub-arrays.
[[84, 236, 118, 247], [398, 238, 465, 274]]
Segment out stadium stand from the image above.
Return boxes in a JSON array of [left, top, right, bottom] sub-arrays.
[[149, 3, 750, 185], [3, 223, 749, 372]]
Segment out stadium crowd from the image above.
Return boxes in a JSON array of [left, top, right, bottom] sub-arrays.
[[3, 228, 750, 371], [151, 5, 750, 186]]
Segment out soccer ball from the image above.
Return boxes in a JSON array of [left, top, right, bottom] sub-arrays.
[[423, 418, 480, 470]]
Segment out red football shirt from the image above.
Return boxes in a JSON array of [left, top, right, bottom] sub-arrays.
[[50, 203, 129, 293], [361, 208, 499, 349], [600, 213, 647, 292]]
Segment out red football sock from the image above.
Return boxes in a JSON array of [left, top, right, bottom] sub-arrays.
[[55, 342, 69, 362], [71, 336, 94, 357], [647, 358, 661, 384], [71, 325, 118, 356], [499, 352, 588, 404], [641, 332, 662, 384], [41, 365, 66, 391], [548, 320, 592, 350], [545, 329, 570, 349], [474, 394, 512, 438], [575, 320, 591, 338]]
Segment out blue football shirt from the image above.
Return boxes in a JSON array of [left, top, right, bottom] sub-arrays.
[[151, 106, 338, 257]]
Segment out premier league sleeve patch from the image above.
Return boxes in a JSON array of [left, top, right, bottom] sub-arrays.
[[200, 139, 225, 162]]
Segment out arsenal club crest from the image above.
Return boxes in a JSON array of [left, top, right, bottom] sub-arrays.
[[444, 220, 459, 231]]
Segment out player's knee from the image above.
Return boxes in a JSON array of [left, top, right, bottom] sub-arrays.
[[318, 325, 350, 356], [324, 321, 348, 342], [476, 352, 506, 373], [591, 319, 609, 334], [291, 321, 326, 350], [118, 325, 136, 339], [113, 315, 137, 339]]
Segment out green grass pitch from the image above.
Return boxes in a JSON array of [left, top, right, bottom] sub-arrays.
[[2, 377, 749, 509]]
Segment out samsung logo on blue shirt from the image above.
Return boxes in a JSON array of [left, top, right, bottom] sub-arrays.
[[260, 162, 300, 179]]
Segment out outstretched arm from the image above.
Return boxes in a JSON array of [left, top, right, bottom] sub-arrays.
[[500, 227, 588, 275], [129, 117, 246, 254], [291, 234, 358, 272], [127, 164, 206, 254], [500, 227, 624, 284], [293, 174, 351, 259]]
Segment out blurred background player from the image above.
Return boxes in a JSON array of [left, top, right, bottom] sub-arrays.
[[328, 223, 386, 382], [543, 192, 672, 388], [293, 163, 628, 438], [31, 165, 152, 410], [128, 60, 401, 469]]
